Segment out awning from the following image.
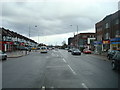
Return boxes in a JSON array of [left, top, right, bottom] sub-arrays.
[[111, 42, 120, 44], [110, 38, 120, 41], [94, 41, 102, 45]]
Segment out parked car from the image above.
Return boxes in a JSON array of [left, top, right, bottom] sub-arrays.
[[68, 48, 73, 52], [107, 50, 120, 60], [0, 50, 7, 60], [40, 46, 48, 53], [65, 48, 69, 50], [71, 49, 81, 55], [83, 49, 92, 54], [111, 52, 120, 70]]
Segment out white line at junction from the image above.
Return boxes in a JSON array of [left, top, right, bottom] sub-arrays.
[[67, 65, 77, 75], [82, 83, 89, 90], [42, 86, 45, 90], [62, 58, 67, 63]]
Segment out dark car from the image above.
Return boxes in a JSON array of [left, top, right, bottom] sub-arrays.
[[111, 52, 120, 70], [0, 50, 7, 60], [71, 49, 81, 55], [107, 50, 120, 60]]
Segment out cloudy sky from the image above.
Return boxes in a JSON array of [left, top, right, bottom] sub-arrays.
[[0, 0, 119, 45]]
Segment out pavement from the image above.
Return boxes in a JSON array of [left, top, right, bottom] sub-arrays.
[[6, 50, 30, 58], [92, 51, 109, 60]]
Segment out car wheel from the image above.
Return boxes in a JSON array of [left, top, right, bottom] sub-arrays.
[[112, 62, 117, 70]]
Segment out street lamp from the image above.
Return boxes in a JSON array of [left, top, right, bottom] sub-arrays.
[[29, 25, 30, 38], [35, 25, 39, 44], [70, 25, 79, 49]]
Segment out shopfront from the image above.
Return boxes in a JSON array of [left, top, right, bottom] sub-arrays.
[[94, 41, 102, 54], [110, 38, 120, 50], [1, 41, 14, 52], [102, 40, 110, 51]]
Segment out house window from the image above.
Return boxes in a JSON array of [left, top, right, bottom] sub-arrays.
[[116, 30, 120, 35], [115, 30, 120, 37], [105, 33, 109, 39], [3, 36, 6, 41], [115, 19, 119, 24], [105, 23, 109, 29]]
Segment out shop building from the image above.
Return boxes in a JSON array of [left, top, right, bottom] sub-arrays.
[[68, 32, 95, 50], [95, 10, 120, 52]]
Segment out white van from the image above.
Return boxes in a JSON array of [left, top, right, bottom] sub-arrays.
[[40, 46, 48, 53]]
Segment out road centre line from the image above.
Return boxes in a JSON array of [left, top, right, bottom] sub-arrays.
[[82, 83, 89, 90], [67, 65, 77, 75]]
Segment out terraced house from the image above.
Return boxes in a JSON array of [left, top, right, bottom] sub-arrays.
[[0, 27, 38, 52]]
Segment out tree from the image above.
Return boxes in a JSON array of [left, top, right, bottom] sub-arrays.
[[61, 41, 67, 49]]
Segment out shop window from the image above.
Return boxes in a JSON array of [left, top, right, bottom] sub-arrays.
[[116, 30, 120, 35], [118, 44, 120, 49], [115, 30, 120, 37]]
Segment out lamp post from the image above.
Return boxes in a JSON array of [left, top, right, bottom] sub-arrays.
[[35, 25, 39, 44], [70, 25, 79, 49], [29, 25, 30, 39]]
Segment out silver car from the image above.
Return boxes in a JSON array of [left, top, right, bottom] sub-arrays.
[[0, 50, 7, 60]]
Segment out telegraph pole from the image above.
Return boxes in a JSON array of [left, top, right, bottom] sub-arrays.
[[29, 25, 30, 38], [35, 25, 39, 43], [77, 25, 79, 49]]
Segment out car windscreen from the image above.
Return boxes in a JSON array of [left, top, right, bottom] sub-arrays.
[[41, 47, 47, 49], [74, 49, 80, 51]]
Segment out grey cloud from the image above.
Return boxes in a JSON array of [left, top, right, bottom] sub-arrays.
[[1, 1, 119, 38]]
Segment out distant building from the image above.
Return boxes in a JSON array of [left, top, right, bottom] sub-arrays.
[[77, 33, 95, 50], [68, 32, 95, 50], [68, 37, 74, 48]]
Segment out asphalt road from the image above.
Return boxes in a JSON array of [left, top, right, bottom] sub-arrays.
[[2, 49, 120, 89]]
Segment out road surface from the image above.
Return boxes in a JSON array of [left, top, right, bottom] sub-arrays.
[[2, 49, 120, 89]]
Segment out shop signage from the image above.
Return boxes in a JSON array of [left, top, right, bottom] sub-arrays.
[[94, 41, 102, 45], [1, 41, 14, 45], [102, 40, 110, 44]]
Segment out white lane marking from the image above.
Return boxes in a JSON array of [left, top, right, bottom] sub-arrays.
[[51, 53, 55, 56], [82, 83, 89, 90], [47, 66, 66, 68], [67, 65, 77, 75], [51, 86, 54, 89], [53, 50, 57, 52], [42, 86, 45, 90], [46, 56, 50, 59], [62, 58, 67, 63]]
